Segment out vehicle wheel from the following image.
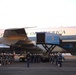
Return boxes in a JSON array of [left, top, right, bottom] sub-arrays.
[[19, 58, 22, 62]]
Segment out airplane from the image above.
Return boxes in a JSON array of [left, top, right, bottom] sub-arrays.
[[0, 26, 76, 56]]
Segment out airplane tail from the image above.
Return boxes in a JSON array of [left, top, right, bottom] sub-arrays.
[[0, 28, 30, 45], [3, 28, 27, 38]]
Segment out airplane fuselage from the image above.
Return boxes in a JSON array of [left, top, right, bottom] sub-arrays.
[[25, 27, 76, 41], [25, 27, 76, 55]]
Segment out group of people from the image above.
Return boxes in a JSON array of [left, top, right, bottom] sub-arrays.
[[26, 52, 42, 67], [0, 51, 65, 67], [0, 52, 14, 66], [49, 52, 65, 67], [26, 52, 65, 67]]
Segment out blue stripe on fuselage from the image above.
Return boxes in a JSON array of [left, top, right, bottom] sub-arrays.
[[62, 35, 76, 40], [28, 35, 76, 42]]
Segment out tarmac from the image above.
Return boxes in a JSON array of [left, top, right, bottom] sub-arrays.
[[0, 56, 76, 75]]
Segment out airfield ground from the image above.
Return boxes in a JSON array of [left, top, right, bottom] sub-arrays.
[[0, 55, 76, 75]]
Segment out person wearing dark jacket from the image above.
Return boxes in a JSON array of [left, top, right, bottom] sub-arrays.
[[57, 53, 65, 67], [26, 52, 31, 67]]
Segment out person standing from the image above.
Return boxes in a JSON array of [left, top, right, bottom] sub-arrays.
[[57, 53, 65, 67], [54, 53, 58, 65], [26, 52, 31, 67]]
